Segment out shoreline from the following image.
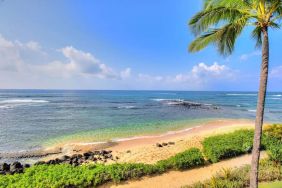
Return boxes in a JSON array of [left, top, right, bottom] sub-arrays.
[[41, 118, 255, 164], [1, 118, 257, 164]]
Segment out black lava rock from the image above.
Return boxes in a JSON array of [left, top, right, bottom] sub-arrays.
[[0, 163, 10, 171], [34, 161, 45, 165], [10, 162, 23, 174], [162, 143, 168, 146], [156, 143, 163, 147]]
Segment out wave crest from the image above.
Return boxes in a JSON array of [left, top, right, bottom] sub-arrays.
[[0, 99, 49, 109], [0, 99, 49, 104]]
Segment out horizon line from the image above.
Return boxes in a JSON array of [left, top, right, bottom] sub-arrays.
[[0, 88, 281, 92]]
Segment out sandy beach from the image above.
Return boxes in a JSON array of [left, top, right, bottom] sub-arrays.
[[41, 118, 255, 164]]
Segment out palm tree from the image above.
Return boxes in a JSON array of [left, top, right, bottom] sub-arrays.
[[188, 0, 281, 187]]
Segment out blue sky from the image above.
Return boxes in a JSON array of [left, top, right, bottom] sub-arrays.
[[0, 0, 281, 91]]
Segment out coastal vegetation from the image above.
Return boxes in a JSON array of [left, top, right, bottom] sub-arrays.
[[202, 126, 282, 163], [0, 124, 281, 188], [188, 0, 282, 187], [184, 160, 282, 188], [202, 130, 254, 163], [0, 148, 204, 188]]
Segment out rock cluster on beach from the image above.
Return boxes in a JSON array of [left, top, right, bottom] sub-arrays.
[[0, 162, 30, 175], [0, 150, 114, 175], [156, 142, 175, 147], [35, 150, 114, 167]]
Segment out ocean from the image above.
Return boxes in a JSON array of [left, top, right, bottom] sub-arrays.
[[0, 90, 281, 155]]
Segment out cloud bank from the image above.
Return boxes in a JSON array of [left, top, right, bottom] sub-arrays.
[[0, 34, 238, 90], [136, 62, 236, 90]]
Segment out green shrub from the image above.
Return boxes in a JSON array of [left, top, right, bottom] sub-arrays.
[[264, 135, 282, 163], [156, 148, 205, 170], [169, 148, 205, 170], [202, 130, 254, 163], [264, 124, 282, 140], [263, 124, 282, 163]]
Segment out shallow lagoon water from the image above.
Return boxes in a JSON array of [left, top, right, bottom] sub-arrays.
[[0, 90, 281, 153]]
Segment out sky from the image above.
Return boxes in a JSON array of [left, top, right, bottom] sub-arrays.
[[0, 0, 281, 91]]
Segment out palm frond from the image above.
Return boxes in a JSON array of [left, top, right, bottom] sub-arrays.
[[189, 17, 248, 56], [269, 21, 281, 29], [189, 0, 282, 56], [189, 7, 251, 36], [204, 0, 253, 9], [252, 26, 263, 48]]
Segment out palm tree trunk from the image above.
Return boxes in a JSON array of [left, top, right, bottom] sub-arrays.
[[250, 26, 269, 188]]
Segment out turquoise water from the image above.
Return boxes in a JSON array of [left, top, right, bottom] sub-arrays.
[[0, 90, 281, 153]]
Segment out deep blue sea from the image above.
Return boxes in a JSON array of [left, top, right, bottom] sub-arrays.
[[0, 90, 281, 154]]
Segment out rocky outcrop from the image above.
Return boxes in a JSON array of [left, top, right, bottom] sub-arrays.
[[0, 161, 29, 175], [0, 150, 115, 176], [156, 142, 175, 147], [34, 150, 114, 167]]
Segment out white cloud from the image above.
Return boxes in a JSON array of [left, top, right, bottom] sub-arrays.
[[120, 68, 131, 79], [0, 34, 129, 82], [0, 34, 238, 90], [240, 51, 261, 61], [192, 62, 227, 76], [57, 46, 119, 78], [172, 62, 235, 87], [270, 66, 282, 79], [136, 62, 236, 90]]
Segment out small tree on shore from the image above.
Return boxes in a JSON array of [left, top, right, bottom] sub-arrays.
[[188, 0, 281, 187]]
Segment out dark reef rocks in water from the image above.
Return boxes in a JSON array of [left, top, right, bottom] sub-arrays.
[[159, 99, 219, 110]]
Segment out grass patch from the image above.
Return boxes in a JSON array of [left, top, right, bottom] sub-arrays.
[[185, 160, 282, 188], [259, 181, 282, 188]]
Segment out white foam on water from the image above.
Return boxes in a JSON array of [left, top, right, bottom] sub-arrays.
[[0, 99, 49, 109], [0, 99, 49, 104], [271, 95, 282, 97], [226, 94, 257, 96], [248, 109, 256, 112], [0, 105, 12, 109], [117, 105, 136, 109], [152, 98, 169, 102]]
